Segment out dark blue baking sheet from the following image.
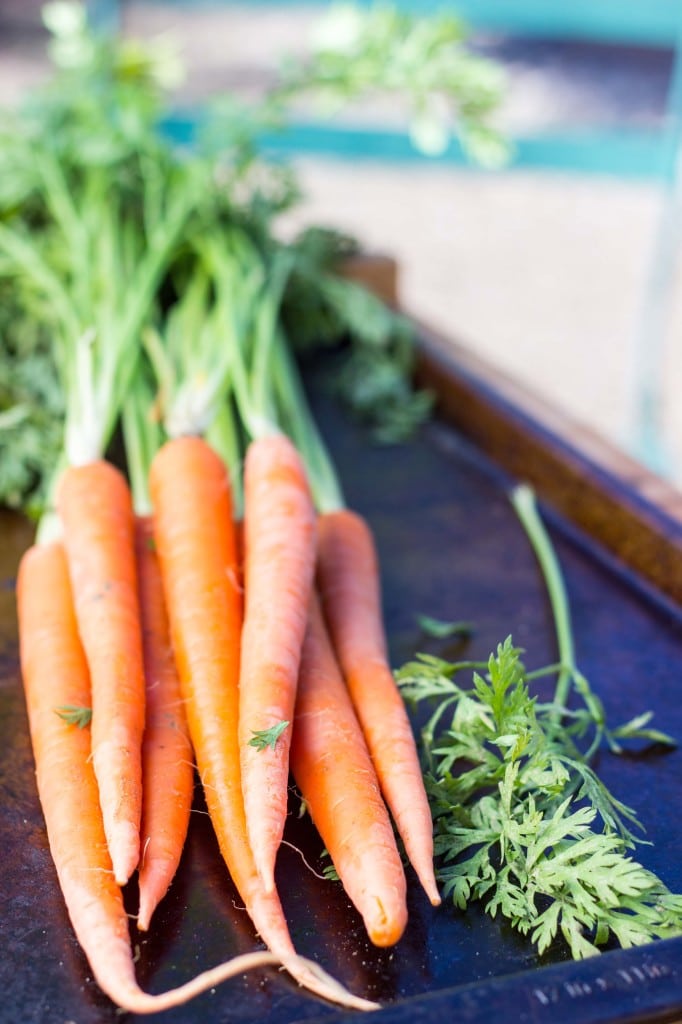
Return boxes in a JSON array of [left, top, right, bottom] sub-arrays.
[[1, 349, 682, 1024]]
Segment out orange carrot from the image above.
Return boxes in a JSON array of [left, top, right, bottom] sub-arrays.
[[17, 540, 296, 1014], [316, 508, 440, 906], [135, 515, 195, 931], [238, 431, 317, 893], [56, 459, 145, 885], [149, 436, 374, 1010], [290, 592, 408, 947]]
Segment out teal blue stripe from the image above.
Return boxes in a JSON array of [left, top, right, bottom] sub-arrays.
[[162, 113, 672, 181], [428, 0, 682, 45], [511, 130, 671, 180], [85, 0, 121, 31], [137, 0, 682, 46]]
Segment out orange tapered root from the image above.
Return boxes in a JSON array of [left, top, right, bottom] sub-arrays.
[[134, 515, 195, 931], [150, 437, 301, 957], [149, 438, 375, 1009], [238, 432, 317, 893], [291, 593, 408, 947], [317, 508, 440, 907], [15, 551, 338, 1013], [16, 461, 375, 1014], [56, 460, 145, 885], [18, 541, 142, 1006]]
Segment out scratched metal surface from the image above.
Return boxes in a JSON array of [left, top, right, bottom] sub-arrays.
[[1, 365, 682, 1024]]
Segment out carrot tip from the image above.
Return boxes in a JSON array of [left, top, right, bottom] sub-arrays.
[[412, 866, 441, 906], [135, 908, 151, 933], [421, 879, 441, 907], [110, 835, 140, 887]]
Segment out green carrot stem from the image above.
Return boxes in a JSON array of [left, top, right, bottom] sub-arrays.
[[203, 232, 279, 441], [91, 184, 194, 454], [509, 484, 575, 716], [121, 375, 162, 517], [271, 328, 345, 514], [0, 223, 81, 350], [140, 246, 236, 442], [249, 250, 294, 424], [205, 395, 245, 519]]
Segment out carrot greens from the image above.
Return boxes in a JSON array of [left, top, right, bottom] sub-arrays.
[[1, 0, 504, 514], [272, 3, 509, 164], [55, 704, 92, 728], [397, 487, 681, 959], [249, 721, 291, 753]]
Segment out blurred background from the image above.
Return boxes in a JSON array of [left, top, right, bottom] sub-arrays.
[[2, 0, 681, 488]]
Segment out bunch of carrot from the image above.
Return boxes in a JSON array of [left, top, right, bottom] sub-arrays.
[[15, 226, 440, 1014], [0, 7, 512, 1012]]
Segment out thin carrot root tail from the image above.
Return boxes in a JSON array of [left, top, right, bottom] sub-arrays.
[[105, 951, 378, 1015], [280, 954, 379, 1012], [103, 950, 283, 1014]]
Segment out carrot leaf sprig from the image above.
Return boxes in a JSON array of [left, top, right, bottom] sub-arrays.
[[55, 704, 92, 728], [273, 2, 509, 164], [249, 721, 290, 752], [397, 487, 681, 959], [1, 3, 509, 514], [398, 638, 682, 959], [282, 227, 433, 444]]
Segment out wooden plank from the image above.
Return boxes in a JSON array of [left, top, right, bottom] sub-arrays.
[[344, 252, 682, 607], [414, 319, 682, 607]]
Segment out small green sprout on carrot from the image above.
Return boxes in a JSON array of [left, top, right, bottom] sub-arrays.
[[249, 721, 290, 752], [55, 704, 92, 728]]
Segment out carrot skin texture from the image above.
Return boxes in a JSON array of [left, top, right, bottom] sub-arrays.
[[135, 515, 195, 931], [239, 432, 317, 893], [56, 459, 145, 885], [17, 541, 136, 1001], [17, 543, 372, 1015], [316, 509, 440, 906], [18, 542, 283, 1012], [16, 467, 375, 1012], [149, 437, 285, 948], [148, 437, 372, 1009], [291, 593, 408, 947]]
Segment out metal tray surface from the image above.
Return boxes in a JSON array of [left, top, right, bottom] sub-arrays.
[[1, 359, 682, 1024]]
